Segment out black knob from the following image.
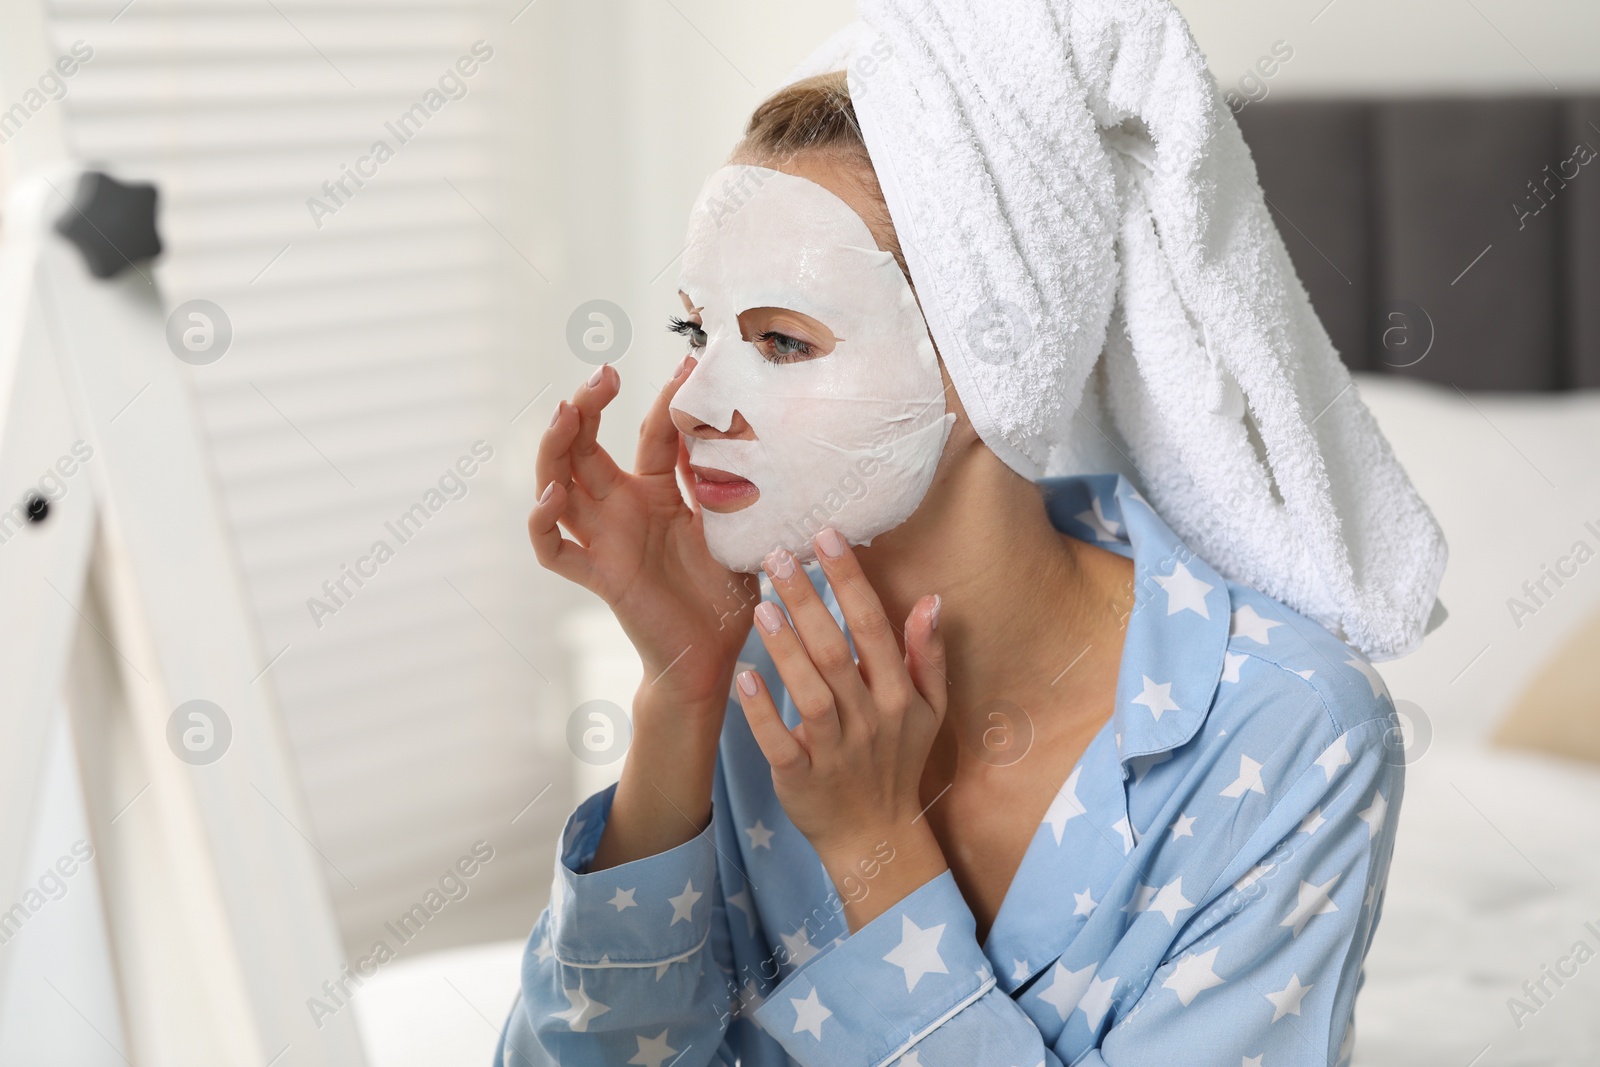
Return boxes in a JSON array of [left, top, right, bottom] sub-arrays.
[[26, 494, 49, 524], [54, 171, 162, 280]]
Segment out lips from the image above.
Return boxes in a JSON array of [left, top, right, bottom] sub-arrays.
[[691, 464, 759, 511]]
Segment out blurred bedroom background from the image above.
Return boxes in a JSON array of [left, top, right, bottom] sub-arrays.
[[1, 0, 1597, 1064]]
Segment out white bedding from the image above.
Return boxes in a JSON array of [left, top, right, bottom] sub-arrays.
[[354, 743, 1600, 1066], [1352, 744, 1600, 1067]]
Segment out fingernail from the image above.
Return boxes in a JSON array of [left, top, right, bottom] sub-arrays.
[[538, 482, 554, 505], [755, 601, 785, 635], [763, 548, 796, 581], [737, 670, 758, 696], [676, 354, 694, 378], [549, 401, 564, 428], [587, 364, 606, 387], [929, 593, 942, 631], [816, 527, 844, 559]]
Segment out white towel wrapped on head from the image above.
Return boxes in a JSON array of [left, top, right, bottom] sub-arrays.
[[784, 0, 1447, 661]]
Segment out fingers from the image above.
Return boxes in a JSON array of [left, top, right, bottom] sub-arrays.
[[751, 598, 843, 750], [735, 668, 808, 771], [567, 365, 626, 499], [811, 528, 912, 699], [527, 480, 595, 587], [903, 594, 949, 724], [536, 401, 602, 542], [761, 547, 873, 733], [637, 355, 696, 478]]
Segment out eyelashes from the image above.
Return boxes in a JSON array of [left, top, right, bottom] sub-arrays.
[[666, 316, 816, 364], [667, 315, 705, 348]]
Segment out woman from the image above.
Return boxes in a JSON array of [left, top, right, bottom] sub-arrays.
[[497, 6, 1443, 1065]]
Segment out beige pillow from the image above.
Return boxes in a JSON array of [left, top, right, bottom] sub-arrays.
[[1493, 608, 1600, 763]]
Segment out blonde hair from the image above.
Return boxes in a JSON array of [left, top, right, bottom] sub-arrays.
[[731, 71, 910, 282]]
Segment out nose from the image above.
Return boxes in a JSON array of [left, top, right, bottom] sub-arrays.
[[670, 405, 756, 441]]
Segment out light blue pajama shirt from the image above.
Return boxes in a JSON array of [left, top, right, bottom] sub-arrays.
[[495, 472, 1406, 1067]]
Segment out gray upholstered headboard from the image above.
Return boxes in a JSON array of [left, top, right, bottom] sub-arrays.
[[1235, 98, 1600, 391]]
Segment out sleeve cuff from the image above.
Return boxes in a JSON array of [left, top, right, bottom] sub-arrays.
[[547, 783, 720, 967], [753, 870, 996, 1067]]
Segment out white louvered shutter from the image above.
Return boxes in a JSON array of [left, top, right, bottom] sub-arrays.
[[44, 0, 569, 953]]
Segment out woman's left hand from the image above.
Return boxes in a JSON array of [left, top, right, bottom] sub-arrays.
[[733, 526, 951, 929]]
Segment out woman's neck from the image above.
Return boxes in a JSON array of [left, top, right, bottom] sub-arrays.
[[853, 447, 1134, 770]]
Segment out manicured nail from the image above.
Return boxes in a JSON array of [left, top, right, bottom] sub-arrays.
[[816, 527, 844, 559], [737, 670, 758, 696], [676, 354, 694, 378], [755, 601, 785, 635], [763, 548, 796, 581], [587, 364, 606, 387], [538, 482, 554, 505], [549, 401, 564, 428], [929, 593, 942, 631]]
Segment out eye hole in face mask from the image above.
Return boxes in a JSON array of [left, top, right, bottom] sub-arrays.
[[737, 307, 839, 364]]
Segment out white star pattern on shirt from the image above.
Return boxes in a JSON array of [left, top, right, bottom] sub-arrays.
[[1280, 876, 1341, 937], [1358, 791, 1388, 838], [1127, 879, 1193, 924], [1220, 651, 1248, 683], [1012, 958, 1032, 981], [532, 932, 553, 963], [1162, 947, 1225, 1006], [1073, 888, 1098, 916], [1243, 1056, 1265, 1067], [790, 987, 832, 1040], [745, 820, 775, 849], [1147, 879, 1195, 924], [883, 916, 948, 992], [555, 979, 610, 1032], [609, 887, 637, 912], [1122, 883, 1157, 916], [1043, 766, 1087, 844], [667, 881, 701, 925], [1344, 656, 1388, 699], [1111, 815, 1135, 854], [1230, 604, 1282, 644], [727, 886, 757, 936], [1078, 972, 1119, 1029], [1265, 974, 1313, 1022], [1076, 496, 1122, 541], [1132, 675, 1181, 721], [1036, 960, 1096, 1021], [1154, 560, 1214, 618], [897, 1053, 923, 1067], [1169, 813, 1196, 840], [781, 927, 818, 968], [628, 1029, 676, 1067], [1314, 734, 1352, 781], [1298, 807, 1327, 835], [1219, 754, 1267, 798]]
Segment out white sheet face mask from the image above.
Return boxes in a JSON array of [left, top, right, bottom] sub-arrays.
[[671, 164, 954, 573]]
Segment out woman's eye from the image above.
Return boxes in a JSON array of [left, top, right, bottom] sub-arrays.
[[756, 330, 815, 363], [667, 316, 706, 349]]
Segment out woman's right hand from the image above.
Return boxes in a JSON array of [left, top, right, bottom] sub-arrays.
[[528, 354, 758, 721]]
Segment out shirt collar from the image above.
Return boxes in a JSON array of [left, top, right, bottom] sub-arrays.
[[1040, 473, 1230, 777]]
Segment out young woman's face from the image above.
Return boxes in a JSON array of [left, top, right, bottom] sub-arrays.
[[669, 162, 954, 573]]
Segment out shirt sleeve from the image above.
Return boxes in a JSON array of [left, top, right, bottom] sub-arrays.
[[749, 715, 1402, 1067], [494, 782, 740, 1067], [1080, 714, 1405, 1067], [749, 868, 1068, 1067]]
